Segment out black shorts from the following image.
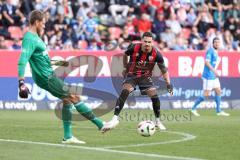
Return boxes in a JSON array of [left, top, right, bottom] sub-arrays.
[[123, 75, 155, 94]]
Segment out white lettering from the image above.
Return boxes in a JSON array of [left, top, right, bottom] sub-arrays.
[[51, 56, 65, 77], [163, 57, 169, 67], [221, 57, 228, 76], [178, 57, 192, 76], [4, 102, 37, 111], [0, 101, 3, 109], [192, 57, 204, 76], [79, 56, 88, 77], [31, 84, 46, 101], [66, 56, 79, 77], [97, 56, 111, 77]]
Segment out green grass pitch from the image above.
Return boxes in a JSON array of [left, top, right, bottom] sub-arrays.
[[0, 109, 239, 160]]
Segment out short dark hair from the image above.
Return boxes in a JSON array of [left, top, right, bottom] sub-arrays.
[[142, 32, 153, 39], [29, 10, 44, 25], [212, 37, 220, 44]]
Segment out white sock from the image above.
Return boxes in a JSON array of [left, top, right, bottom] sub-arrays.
[[156, 118, 160, 123], [112, 115, 119, 121]]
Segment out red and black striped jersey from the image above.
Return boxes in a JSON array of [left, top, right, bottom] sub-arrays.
[[125, 43, 167, 77]]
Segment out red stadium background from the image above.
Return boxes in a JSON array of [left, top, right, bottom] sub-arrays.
[[0, 50, 239, 111]]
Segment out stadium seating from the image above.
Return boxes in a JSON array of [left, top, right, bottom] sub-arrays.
[[78, 40, 88, 49], [181, 28, 191, 40], [4, 40, 14, 48], [108, 27, 122, 39], [8, 26, 23, 39]]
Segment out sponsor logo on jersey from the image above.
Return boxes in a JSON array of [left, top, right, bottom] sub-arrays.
[[149, 56, 153, 61]]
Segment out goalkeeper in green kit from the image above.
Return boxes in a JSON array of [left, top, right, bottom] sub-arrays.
[[18, 10, 113, 144]]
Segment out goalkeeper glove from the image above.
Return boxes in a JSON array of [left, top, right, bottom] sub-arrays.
[[166, 83, 173, 95], [18, 80, 30, 98]]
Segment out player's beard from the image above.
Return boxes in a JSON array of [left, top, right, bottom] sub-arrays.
[[143, 45, 152, 52], [213, 45, 218, 50]]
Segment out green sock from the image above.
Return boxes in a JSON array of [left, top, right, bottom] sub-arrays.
[[74, 102, 103, 129], [62, 104, 73, 139]]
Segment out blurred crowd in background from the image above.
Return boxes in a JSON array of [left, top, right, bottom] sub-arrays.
[[0, 0, 239, 51]]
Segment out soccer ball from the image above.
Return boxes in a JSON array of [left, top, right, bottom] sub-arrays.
[[137, 120, 156, 137]]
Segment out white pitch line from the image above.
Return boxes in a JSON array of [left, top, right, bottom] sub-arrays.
[[102, 131, 196, 149], [1, 125, 196, 149], [0, 138, 203, 160]]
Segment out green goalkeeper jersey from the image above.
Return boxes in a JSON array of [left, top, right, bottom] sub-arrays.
[[18, 31, 53, 84]]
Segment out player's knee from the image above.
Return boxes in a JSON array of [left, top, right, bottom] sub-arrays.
[[66, 94, 80, 104], [204, 93, 210, 98], [123, 83, 134, 92], [215, 89, 221, 95], [204, 91, 211, 97], [146, 88, 157, 97], [216, 91, 221, 96]]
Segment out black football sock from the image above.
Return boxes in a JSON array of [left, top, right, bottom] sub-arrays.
[[114, 89, 130, 116], [151, 96, 161, 118]]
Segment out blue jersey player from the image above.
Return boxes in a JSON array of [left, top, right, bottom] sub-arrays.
[[191, 37, 230, 116]]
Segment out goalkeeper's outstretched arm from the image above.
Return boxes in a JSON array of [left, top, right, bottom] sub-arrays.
[[18, 39, 35, 80], [18, 39, 34, 98]]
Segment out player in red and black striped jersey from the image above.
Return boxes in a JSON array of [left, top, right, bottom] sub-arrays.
[[124, 40, 166, 78], [106, 32, 173, 131]]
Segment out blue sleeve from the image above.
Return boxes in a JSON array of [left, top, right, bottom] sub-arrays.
[[205, 48, 212, 61]]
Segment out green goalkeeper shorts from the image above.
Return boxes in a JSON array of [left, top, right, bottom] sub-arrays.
[[36, 74, 70, 99]]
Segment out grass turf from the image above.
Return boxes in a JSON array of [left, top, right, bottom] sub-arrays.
[[0, 109, 239, 160]]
